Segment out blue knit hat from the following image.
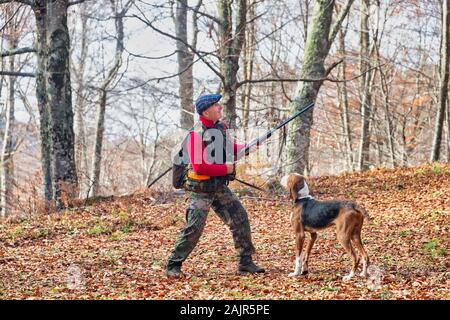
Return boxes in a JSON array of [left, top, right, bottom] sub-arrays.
[[195, 93, 222, 115]]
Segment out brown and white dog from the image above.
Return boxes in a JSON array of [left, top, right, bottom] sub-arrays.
[[280, 173, 370, 281]]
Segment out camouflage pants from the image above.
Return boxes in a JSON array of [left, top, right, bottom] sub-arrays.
[[167, 186, 256, 265]]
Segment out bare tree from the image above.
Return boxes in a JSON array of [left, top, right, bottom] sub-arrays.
[[173, 0, 201, 130], [430, 0, 450, 162], [88, 0, 134, 197], [240, 0, 256, 128], [71, 1, 90, 196], [0, 0, 83, 209], [217, 0, 247, 128], [336, 23, 355, 171], [287, 0, 354, 175], [0, 3, 22, 217], [356, 0, 375, 171]]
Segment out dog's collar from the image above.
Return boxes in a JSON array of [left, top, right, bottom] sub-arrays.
[[294, 196, 314, 204]]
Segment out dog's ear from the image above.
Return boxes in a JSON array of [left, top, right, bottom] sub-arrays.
[[287, 174, 305, 200]]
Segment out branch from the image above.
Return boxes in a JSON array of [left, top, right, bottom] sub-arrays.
[[237, 64, 382, 88], [191, 0, 202, 51], [237, 77, 323, 87], [232, 0, 247, 56], [132, 4, 223, 80], [325, 59, 343, 76], [68, 0, 88, 7], [0, 0, 32, 5], [124, 48, 177, 60], [0, 2, 27, 33], [329, 0, 355, 45], [0, 70, 34, 77], [113, 54, 204, 93], [186, 1, 220, 25], [0, 46, 35, 57]]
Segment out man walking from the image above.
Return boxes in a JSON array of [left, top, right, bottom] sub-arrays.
[[166, 93, 265, 277]]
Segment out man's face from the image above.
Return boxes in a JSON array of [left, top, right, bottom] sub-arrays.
[[202, 103, 223, 122]]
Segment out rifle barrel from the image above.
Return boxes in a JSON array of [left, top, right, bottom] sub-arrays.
[[239, 101, 315, 158]]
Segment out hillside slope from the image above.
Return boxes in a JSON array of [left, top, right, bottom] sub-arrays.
[[0, 164, 448, 299]]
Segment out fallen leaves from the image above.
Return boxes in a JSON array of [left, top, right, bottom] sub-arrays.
[[0, 164, 449, 299]]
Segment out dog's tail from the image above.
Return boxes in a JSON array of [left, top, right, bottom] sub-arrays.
[[353, 203, 371, 223]]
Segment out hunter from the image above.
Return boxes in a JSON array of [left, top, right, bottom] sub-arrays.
[[166, 93, 265, 277]]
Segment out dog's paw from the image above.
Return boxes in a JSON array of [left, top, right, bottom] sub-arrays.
[[288, 272, 300, 277], [359, 271, 368, 278]]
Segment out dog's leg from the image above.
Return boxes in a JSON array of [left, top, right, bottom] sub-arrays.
[[301, 232, 317, 275], [351, 227, 369, 277], [337, 230, 358, 282], [289, 232, 305, 277]]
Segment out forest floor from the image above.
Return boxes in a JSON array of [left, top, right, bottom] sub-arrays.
[[0, 163, 449, 299]]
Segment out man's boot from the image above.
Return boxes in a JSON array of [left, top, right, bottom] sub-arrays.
[[238, 256, 265, 274], [166, 261, 183, 277]]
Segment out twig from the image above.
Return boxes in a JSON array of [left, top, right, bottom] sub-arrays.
[[0, 46, 36, 57], [236, 64, 383, 88], [0, 71, 34, 77]]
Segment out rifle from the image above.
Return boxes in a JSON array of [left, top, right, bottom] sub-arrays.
[[237, 101, 315, 159], [147, 101, 315, 189]]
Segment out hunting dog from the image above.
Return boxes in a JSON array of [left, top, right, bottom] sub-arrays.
[[280, 173, 370, 281]]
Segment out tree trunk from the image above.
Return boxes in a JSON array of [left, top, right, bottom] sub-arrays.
[[90, 90, 107, 197], [73, 2, 89, 196], [337, 27, 354, 171], [377, 53, 396, 168], [241, 0, 256, 128], [217, 0, 246, 128], [46, 0, 78, 207], [175, 0, 195, 130], [430, 0, 450, 162], [33, 1, 53, 202], [287, 0, 339, 174], [0, 39, 16, 218], [446, 99, 450, 161], [446, 98, 450, 162], [89, 0, 128, 197], [357, 0, 372, 171]]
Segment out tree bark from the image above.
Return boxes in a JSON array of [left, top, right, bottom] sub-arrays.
[[0, 0, 79, 208], [90, 89, 107, 197], [33, 1, 53, 202], [357, 0, 372, 171], [0, 36, 17, 218], [337, 27, 354, 171], [46, 0, 78, 207], [217, 0, 246, 128], [174, 0, 195, 130], [287, 0, 353, 174], [73, 1, 89, 196], [241, 0, 256, 128], [430, 0, 450, 162], [447, 99, 450, 161]]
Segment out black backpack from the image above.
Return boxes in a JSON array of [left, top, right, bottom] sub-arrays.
[[172, 122, 204, 189], [172, 132, 192, 189]]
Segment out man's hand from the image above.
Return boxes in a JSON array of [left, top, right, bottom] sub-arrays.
[[243, 144, 259, 157], [226, 163, 235, 174]]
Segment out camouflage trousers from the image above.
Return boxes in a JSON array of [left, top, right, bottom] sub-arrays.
[[167, 185, 256, 266]]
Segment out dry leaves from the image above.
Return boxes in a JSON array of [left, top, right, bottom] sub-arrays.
[[0, 163, 448, 299]]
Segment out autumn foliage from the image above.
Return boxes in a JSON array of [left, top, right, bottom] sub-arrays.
[[0, 163, 448, 299]]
